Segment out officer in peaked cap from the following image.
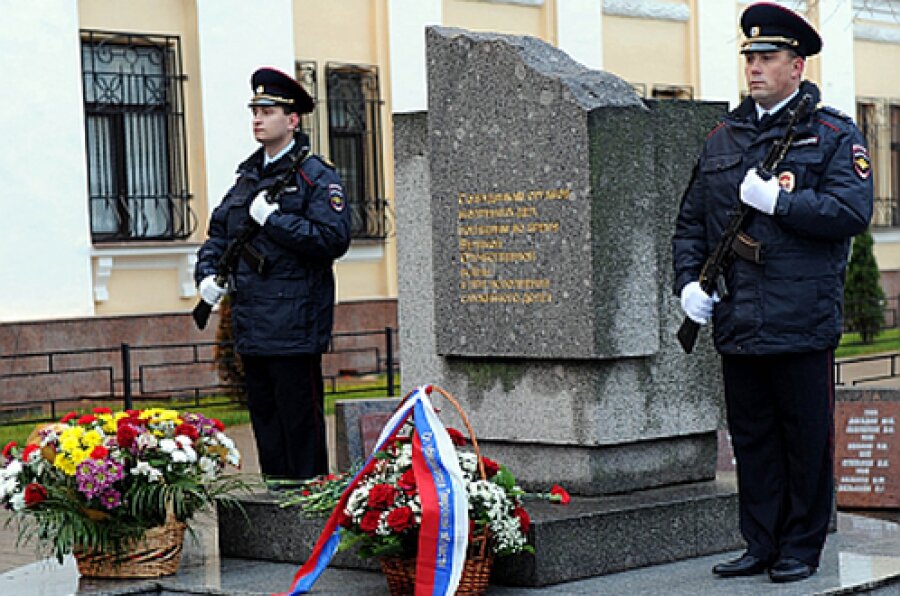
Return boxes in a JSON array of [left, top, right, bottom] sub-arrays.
[[673, 1, 873, 586], [196, 65, 350, 488], [248, 66, 315, 113]]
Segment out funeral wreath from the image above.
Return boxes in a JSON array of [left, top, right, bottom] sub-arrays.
[[0, 407, 247, 564]]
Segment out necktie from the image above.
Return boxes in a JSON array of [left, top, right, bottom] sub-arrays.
[[758, 113, 773, 129]]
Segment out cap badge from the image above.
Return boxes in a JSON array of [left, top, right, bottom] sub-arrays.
[[751, 26, 760, 37], [256, 85, 264, 93]]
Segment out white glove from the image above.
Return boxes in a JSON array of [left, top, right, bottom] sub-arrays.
[[739, 168, 779, 215], [199, 275, 227, 306], [680, 281, 720, 325], [249, 191, 279, 225]]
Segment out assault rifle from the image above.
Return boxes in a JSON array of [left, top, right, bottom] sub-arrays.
[[677, 93, 813, 354], [192, 145, 309, 330]]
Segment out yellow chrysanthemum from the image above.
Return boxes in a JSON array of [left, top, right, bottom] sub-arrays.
[[69, 447, 90, 466], [54, 453, 77, 476], [82, 430, 103, 448], [97, 413, 116, 433]]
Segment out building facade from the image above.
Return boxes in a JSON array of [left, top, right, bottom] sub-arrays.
[[1, 0, 898, 332]]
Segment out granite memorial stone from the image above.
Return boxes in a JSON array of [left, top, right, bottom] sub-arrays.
[[398, 27, 727, 495]]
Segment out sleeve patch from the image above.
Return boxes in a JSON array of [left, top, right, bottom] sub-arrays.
[[328, 184, 346, 212], [852, 144, 871, 180]]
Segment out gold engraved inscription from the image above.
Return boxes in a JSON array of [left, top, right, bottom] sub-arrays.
[[456, 187, 569, 306]]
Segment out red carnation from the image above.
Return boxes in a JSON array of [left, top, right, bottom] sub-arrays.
[[514, 505, 531, 533], [482, 457, 500, 479], [24, 483, 48, 507], [126, 409, 141, 417], [92, 407, 112, 415], [359, 510, 382, 535], [369, 483, 397, 510], [398, 469, 417, 495], [77, 414, 97, 425], [446, 428, 467, 446], [90, 445, 109, 459], [116, 425, 139, 449], [60, 411, 78, 424], [2, 441, 16, 459], [386, 506, 415, 533], [176, 423, 199, 441], [212, 418, 225, 432], [337, 509, 353, 528], [21, 444, 40, 462], [550, 484, 571, 504]]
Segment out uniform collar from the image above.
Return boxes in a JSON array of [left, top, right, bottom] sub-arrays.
[[755, 89, 799, 120], [264, 139, 295, 168]]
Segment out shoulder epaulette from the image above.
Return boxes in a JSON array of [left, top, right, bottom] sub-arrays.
[[818, 105, 852, 123]]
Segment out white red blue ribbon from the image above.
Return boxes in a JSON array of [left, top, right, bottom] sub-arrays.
[[279, 385, 469, 596]]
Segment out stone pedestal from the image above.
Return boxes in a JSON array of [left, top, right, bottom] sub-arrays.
[[218, 474, 743, 587]]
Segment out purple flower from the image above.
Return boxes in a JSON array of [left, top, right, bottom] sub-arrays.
[[75, 459, 125, 500], [98, 488, 121, 510]]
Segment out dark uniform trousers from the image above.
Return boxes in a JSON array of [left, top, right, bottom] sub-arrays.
[[722, 350, 834, 567], [242, 354, 328, 480]]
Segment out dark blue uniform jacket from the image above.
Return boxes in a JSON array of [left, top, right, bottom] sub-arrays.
[[196, 140, 351, 356], [673, 82, 873, 355]]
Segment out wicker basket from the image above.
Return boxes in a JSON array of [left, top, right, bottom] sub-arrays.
[[379, 385, 494, 596], [74, 516, 187, 578]]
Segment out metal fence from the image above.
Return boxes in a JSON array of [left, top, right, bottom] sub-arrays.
[[0, 328, 397, 426]]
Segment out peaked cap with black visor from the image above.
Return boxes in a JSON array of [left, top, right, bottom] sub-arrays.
[[740, 2, 822, 58], [248, 67, 315, 114]]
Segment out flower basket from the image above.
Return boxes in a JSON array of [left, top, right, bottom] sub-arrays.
[[74, 514, 187, 578], [376, 386, 498, 596], [380, 524, 494, 596], [0, 407, 248, 573], [281, 385, 536, 595]]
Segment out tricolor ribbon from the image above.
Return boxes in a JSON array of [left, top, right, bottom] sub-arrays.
[[278, 385, 469, 595]]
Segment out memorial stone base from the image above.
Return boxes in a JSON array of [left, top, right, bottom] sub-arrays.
[[218, 476, 742, 586]]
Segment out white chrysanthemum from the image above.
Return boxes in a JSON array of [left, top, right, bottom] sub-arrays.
[[215, 432, 235, 450], [175, 435, 193, 448], [226, 448, 241, 466], [9, 491, 26, 511], [159, 438, 178, 453], [199, 456, 218, 480], [171, 450, 188, 463], [131, 461, 163, 482], [346, 485, 371, 519], [135, 433, 158, 450]]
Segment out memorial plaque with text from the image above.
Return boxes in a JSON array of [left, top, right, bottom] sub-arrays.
[[427, 27, 658, 360], [835, 402, 898, 508]]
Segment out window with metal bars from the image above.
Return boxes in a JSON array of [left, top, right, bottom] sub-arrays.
[[81, 30, 194, 242], [325, 63, 389, 240]]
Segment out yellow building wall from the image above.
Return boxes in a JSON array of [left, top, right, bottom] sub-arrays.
[[856, 40, 900, 98], [603, 15, 690, 92], [95, 268, 185, 315], [444, 0, 550, 40], [80, 0, 207, 315]]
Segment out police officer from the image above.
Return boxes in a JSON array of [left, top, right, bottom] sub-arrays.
[[673, 2, 873, 584], [196, 67, 351, 486]]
